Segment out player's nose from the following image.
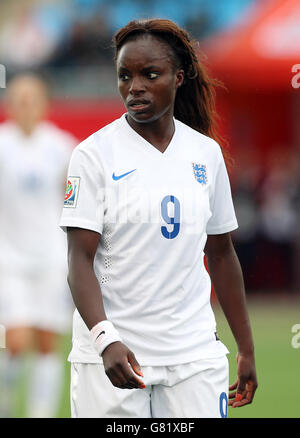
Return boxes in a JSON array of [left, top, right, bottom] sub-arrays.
[[129, 75, 146, 95]]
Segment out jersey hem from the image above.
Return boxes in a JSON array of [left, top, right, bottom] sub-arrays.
[[67, 344, 230, 366]]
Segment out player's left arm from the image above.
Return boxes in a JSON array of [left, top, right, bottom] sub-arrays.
[[204, 232, 258, 408]]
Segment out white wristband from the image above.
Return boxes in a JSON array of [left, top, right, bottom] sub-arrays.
[[90, 320, 122, 356]]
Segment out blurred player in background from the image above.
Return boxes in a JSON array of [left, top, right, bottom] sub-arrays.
[[0, 74, 77, 417]]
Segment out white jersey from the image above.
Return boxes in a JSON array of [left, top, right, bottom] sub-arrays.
[[0, 120, 76, 273], [60, 114, 238, 366]]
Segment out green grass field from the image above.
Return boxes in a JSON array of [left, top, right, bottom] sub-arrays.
[[9, 296, 300, 418], [214, 296, 300, 418]]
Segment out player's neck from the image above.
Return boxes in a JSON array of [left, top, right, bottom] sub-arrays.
[[16, 122, 38, 137], [126, 113, 175, 153]]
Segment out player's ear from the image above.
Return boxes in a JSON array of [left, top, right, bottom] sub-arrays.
[[175, 69, 184, 89]]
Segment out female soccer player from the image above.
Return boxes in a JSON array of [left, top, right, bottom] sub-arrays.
[[60, 18, 257, 418]]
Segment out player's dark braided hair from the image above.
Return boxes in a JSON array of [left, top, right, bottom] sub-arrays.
[[113, 18, 230, 167]]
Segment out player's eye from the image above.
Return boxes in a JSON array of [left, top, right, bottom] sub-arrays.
[[148, 72, 159, 80], [119, 73, 130, 81]]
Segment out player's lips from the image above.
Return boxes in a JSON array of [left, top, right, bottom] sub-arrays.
[[127, 99, 151, 112]]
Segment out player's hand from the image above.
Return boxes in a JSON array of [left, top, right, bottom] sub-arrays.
[[229, 352, 257, 408], [102, 341, 146, 390]]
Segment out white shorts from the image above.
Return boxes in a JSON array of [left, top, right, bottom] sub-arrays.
[[0, 268, 73, 333], [70, 355, 229, 418]]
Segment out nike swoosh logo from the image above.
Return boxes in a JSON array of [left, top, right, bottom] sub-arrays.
[[95, 330, 105, 341], [112, 169, 136, 180]]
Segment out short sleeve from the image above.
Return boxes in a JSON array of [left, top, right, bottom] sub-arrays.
[[59, 142, 105, 234], [206, 147, 238, 235]]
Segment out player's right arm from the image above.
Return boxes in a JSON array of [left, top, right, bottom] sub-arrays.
[[66, 226, 145, 390]]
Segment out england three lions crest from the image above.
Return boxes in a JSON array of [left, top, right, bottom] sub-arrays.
[[192, 163, 207, 185]]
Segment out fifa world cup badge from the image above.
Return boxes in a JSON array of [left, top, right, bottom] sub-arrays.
[[64, 177, 80, 208]]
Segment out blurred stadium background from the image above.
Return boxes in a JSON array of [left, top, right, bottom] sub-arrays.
[[0, 0, 299, 418]]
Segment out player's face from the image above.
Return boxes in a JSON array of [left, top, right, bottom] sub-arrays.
[[117, 35, 184, 125], [5, 77, 48, 130]]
